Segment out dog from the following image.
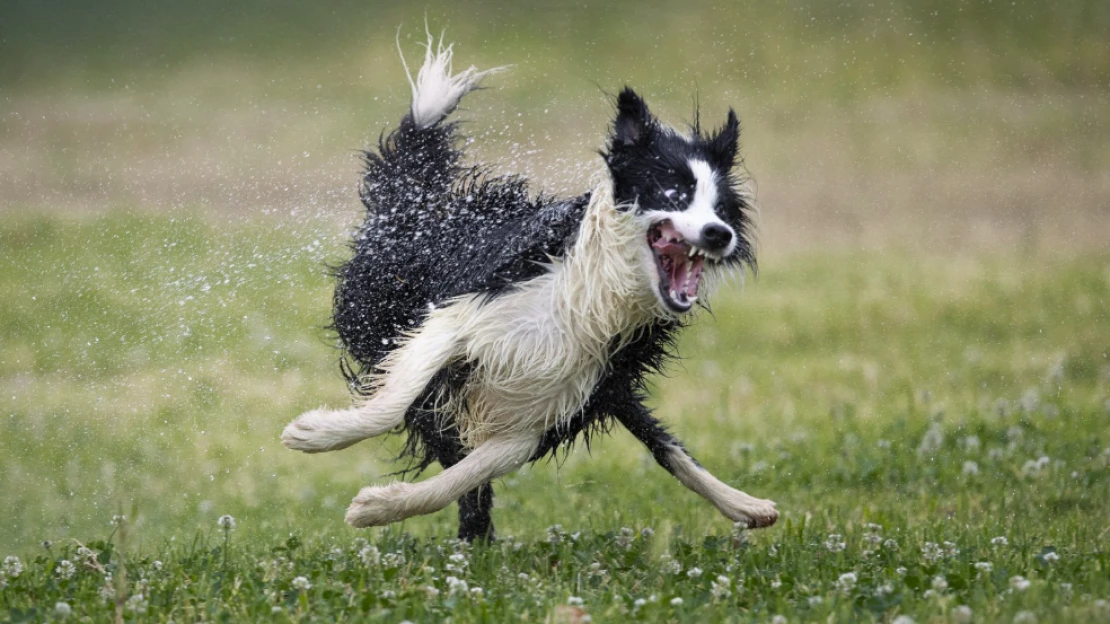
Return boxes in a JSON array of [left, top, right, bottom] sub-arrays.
[[281, 32, 778, 541]]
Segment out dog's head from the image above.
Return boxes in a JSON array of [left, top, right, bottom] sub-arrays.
[[603, 88, 755, 316]]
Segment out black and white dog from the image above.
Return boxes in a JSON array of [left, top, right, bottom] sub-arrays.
[[281, 34, 778, 541]]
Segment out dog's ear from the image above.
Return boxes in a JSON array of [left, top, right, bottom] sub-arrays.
[[707, 108, 740, 169], [612, 87, 655, 147]]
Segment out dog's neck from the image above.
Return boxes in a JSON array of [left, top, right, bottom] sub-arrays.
[[553, 183, 660, 349]]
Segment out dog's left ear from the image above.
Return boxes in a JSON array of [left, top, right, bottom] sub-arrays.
[[707, 109, 740, 169], [612, 87, 656, 148]]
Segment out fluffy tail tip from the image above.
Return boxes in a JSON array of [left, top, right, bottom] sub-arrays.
[[398, 29, 507, 129]]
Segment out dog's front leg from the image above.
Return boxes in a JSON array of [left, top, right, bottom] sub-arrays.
[[345, 434, 539, 528], [616, 404, 778, 528], [282, 314, 461, 453]]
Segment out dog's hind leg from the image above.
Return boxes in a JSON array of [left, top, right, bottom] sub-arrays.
[[282, 316, 461, 454], [616, 403, 779, 529], [456, 483, 495, 542], [344, 434, 537, 528]]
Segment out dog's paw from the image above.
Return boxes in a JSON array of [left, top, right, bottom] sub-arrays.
[[718, 493, 779, 529], [280, 409, 356, 454], [345, 483, 411, 528]]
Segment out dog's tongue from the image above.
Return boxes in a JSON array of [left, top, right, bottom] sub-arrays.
[[651, 222, 704, 301]]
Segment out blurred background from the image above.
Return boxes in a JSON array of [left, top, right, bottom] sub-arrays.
[[1, 0, 1108, 554], [5, 0, 1108, 250]]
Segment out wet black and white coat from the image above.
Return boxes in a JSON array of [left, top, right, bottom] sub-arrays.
[[281, 35, 778, 541]]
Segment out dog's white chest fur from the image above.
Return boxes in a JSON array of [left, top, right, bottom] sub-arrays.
[[416, 187, 659, 447]]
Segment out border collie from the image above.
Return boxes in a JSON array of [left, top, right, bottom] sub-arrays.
[[281, 33, 778, 541]]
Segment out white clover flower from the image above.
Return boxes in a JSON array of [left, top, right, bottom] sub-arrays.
[[771, 578, 783, 589], [446, 575, 469, 596], [975, 561, 993, 573], [921, 542, 943, 563], [98, 574, 115, 602], [272, 606, 284, 614], [991, 536, 1009, 546], [615, 527, 635, 550], [125, 593, 148, 614], [381, 552, 405, 568], [686, 567, 703, 579], [641, 527, 655, 539], [951, 605, 972, 624], [546, 524, 566, 544], [710, 575, 732, 600], [152, 560, 163, 572], [661, 555, 682, 575], [896, 567, 908, 576], [807, 596, 823, 606], [876, 583, 894, 596], [1042, 551, 1060, 563], [771, 616, 787, 624], [943, 541, 960, 557], [633, 597, 647, 608], [1013, 610, 1037, 624], [963, 461, 980, 475], [2, 556, 23, 578], [292, 576, 311, 591], [1010, 575, 1031, 592], [732, 522, 751, 545], [883, 538, 898, 550], [567, 596, 584, 606], [824, 534, 846, 553], [891, 616, 916, 624], [836, 572, 858, 593], [670, 597, 684, 606], [423, 585, 440, 598], [111, 514, 127, 527], [55, 559, 77, 580], [217, 515, 236, 530], [962, 436, 981, 454], [54, 602, 72, 617], [1059, 582, 1072, 595], [359, 544, 380, 566], [932, 576, 948, 592]]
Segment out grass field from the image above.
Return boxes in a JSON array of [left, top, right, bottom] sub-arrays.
[[3, 0, 1110, 620], [1, 214, 1108, 622]]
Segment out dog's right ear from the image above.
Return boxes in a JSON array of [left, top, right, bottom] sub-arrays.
[[612, 87, 655, 147]]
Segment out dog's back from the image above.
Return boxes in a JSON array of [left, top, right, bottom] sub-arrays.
[[332, 54, 588, 376]]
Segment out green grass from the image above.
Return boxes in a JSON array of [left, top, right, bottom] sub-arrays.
[[1, 214, 1108, 622]]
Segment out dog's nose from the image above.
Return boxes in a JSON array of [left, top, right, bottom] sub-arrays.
[[700, 223, 733, 252]]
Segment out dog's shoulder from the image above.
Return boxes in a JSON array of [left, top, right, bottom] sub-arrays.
[[444, 192, 591, 299]]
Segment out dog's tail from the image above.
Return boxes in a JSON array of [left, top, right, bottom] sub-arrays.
[[360, 30, 506, 208]]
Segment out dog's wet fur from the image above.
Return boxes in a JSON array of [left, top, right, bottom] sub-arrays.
[[281, 32, 777, 540]]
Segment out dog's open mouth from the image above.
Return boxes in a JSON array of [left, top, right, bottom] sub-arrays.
[[648, 220, 707, 313]]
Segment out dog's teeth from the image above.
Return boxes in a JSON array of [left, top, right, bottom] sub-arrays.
[[669, 289, 678, 301], [689, 295, 698, 303], [688, 247, 697, 258]]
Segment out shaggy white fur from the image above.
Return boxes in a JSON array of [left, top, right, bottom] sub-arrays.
[[284, 182, 658, 453], [399, 30, 506, 129]]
